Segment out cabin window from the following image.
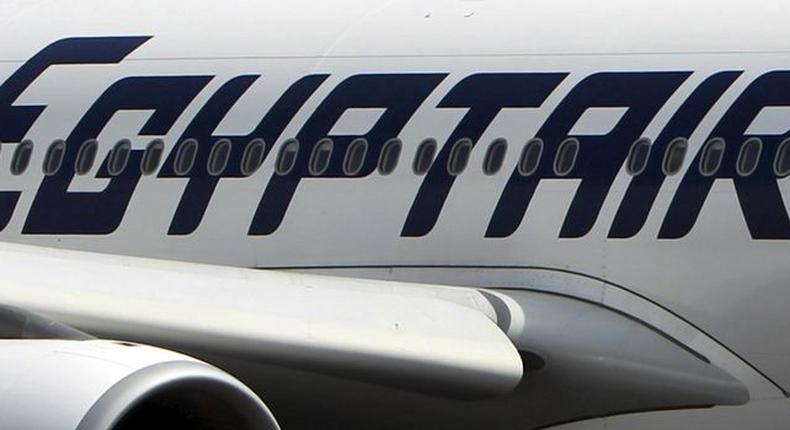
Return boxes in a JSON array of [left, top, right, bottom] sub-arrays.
[[378, 138, 401, 175], [413, 138, 437, 175], [241, 138, 266, 176], [775, 138, 790, 177], [140, 139, 164, 175], [343, 138, 368, 176], [275, 139, 299, 175], [108, 139, 132, 176], [74, 139, 98, 175], [309, 138, 333, 176], [554, 138, 579, 176], [483, 139, 507, 175], [626, 138, 651, 176], [737, 138, 762, 177], [11, 140, 33, 176], [207, 139, 231, 176], [663, 138, 688, 176], [518, 138, 543, 176], [172, 139, 197, 176], [699, 138, 725, 176], [447, 138, 473, 176], [42, 140, 66, 176]]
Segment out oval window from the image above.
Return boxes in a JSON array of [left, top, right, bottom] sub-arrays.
[[42, 139, 66, 176], [775, 138, 790, 177], [447, 138, 473, 176], [737, 138, 762, 177], [173, 139, 197, 176], [626, 138, 651, 176], [663, 138, 688, 176], [699, 138, 725, 176], [518, 138, 543, 176], [11, 140, 33, 176], [554, 138, 579, 176], [241, 138, 266, 176], [140, 139, 164, 175], [275, 139, 299, 176], [413, 138, 437, 175], [378, 138, 402, 175], [108, 139, 132, 176], [343, 138, 368, 176], [207, 139, 231, 176], [309, 138, 333, 176], [483, 139, 507, 175], [74, 139, 98, 175]]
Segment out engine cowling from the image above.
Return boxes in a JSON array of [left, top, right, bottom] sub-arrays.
[[0, 339, 279, 430]]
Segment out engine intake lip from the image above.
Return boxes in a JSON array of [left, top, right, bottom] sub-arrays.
[[76, 360, 279, 430]]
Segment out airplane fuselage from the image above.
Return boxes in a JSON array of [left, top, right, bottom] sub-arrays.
[[2, 0, 790, 426]]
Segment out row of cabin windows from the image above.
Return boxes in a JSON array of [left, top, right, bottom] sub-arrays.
[[631, 136, 779, 178], [8, 136, 790, 178], [264, 136, 790, 178]]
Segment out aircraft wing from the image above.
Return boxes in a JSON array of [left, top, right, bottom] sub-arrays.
[[0, 241, 522, 399]]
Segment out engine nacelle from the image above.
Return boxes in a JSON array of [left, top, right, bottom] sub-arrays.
[[0, 339, 280, 430]]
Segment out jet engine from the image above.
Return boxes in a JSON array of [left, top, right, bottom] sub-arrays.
[[0, 306, 279, 430]]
